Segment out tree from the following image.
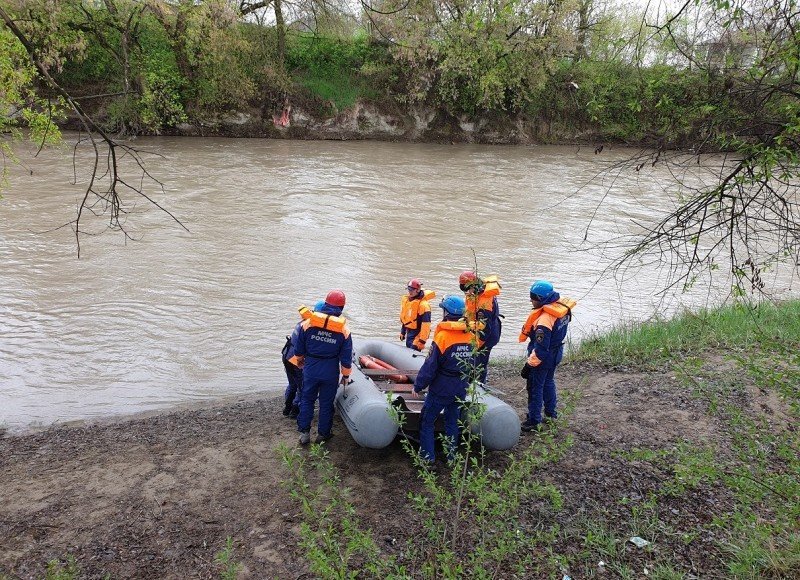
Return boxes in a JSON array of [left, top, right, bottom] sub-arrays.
[[0, 0, 186, 256], [365, 0, 577, 115], [0, 24, 64, 190], [598, 0, 800, 295]]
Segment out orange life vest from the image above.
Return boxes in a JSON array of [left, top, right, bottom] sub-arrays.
[[400, 290, 435, 329], [465, 275, 501, 316], [482, 275, 501, 299], [298, 305, 348, 335], [435, 319, 485, 350], [518, 297, 576, 342]]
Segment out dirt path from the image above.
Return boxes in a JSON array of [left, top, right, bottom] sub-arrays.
[[0, 363, 731, 578]]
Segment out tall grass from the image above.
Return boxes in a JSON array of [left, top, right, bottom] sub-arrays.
[[573, 301, 800, 368], [296, 74, 362, 112]]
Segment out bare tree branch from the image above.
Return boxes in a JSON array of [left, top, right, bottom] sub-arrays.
[[0, 4, 188, 257]]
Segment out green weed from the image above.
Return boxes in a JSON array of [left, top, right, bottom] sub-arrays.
[[648, 563, 687, 580], [296, 74, 362, 113], [279, 443, 393, 579], [214, 537, 242, 580], [582, 519, 619, 559], [43, 556, 79, 580]]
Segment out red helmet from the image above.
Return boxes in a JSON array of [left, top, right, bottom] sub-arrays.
[[459, 271, 477, 286], [407, 278, 422, 290], [459, 270, 484, 292], [325, 289, 346, 307]]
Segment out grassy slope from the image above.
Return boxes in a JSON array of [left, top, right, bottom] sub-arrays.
[[573, 301, 800, 370], [561, 300, 800, 578]]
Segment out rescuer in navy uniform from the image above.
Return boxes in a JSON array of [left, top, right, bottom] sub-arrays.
[[281, 300, 325, 419], [460, 271, 502, 385], [400, 278, 433, 351], [411, 295, 477, 464], [290, 290, 353, 445], [519, 280, 572, 432]]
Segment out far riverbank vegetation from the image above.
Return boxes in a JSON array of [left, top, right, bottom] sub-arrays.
[[1, 1, 797, 148]]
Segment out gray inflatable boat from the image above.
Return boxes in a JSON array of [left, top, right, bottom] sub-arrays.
[[334, 338, 521, 450]]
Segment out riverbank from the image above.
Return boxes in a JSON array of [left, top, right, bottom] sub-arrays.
[[1, 302, 798, 578], [64, 102, 603, 147]]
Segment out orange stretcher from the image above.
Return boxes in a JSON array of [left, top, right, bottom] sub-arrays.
[[358, 355, 411, 384]]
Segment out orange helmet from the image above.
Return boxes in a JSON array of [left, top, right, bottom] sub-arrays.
[[325, 289, 346, 307], [407, 278, 422, 290]]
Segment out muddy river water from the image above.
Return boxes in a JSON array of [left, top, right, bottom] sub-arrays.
[[1, 137, 795, 431]]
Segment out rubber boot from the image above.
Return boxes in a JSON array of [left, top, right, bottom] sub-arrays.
[[315, 433, 333, 444]]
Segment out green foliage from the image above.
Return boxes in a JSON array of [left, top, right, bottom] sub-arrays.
[[401, 427, 570, 577], [720, 513, 800, 579], [137, 62, 187, 132], [279, 443, 393, 579], [737, 339, 800, 416], [214, 537, 242, 580], [574, 301, 800, 369], [5, 0, 800, 153], [582, 519, 619, 558], [535, 58, 735, 145], [385, 0, 574, 117], [281, 431, 573, 578], [0, 27, 64, 193], [286, 32, 390, 112], [648, 564, 687, 580], [185, 5, 257, 113], [295, 74, 361, 113], [58, 35, 120, 88], [43, 556, 79, 580]]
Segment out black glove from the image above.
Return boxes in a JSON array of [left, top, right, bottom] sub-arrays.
[[520, 363, 532, 379]]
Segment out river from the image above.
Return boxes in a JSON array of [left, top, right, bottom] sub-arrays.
[[0, 137, 795, 432]]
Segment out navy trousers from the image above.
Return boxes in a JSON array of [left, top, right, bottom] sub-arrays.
[[418, 391, 463, 463], [297, 375, 338, 436], [526, 365, 558, 425]]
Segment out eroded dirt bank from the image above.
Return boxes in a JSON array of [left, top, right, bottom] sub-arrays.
[[0, 360, 778, 578]]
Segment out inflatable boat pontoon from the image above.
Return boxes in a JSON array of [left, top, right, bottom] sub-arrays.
[[334, 339, 521, 450]]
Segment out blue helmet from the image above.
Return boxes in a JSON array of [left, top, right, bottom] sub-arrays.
[[440, 295, 466, 317], [313, 300, 326, 312], [529, 280, 554, 302]]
